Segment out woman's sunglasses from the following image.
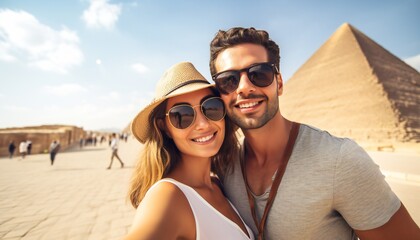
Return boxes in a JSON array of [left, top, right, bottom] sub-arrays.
[[212, 62, 278, 94], [166, 97, 226, 129]]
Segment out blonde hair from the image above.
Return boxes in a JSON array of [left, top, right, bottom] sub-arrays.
[[128, 93, 239, 208]]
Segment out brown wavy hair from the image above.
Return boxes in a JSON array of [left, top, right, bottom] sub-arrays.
[[209, 27, 280, 76], [128, 90, 239, 208]]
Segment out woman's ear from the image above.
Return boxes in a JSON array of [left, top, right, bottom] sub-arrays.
[[157, 119, 172, 138]]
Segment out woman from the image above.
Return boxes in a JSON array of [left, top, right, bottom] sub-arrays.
[[125, 62, 253, 239]]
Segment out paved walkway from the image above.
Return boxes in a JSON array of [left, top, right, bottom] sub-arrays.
[[369, 151, 420, 225], [0, 138, 142, 240], [0, 139, 419, 239]]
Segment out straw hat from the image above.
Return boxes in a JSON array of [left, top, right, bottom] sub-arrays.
[[131, 62, 215, 143]]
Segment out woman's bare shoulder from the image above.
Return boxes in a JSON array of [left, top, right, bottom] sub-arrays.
[[124, 180, 195, 240]]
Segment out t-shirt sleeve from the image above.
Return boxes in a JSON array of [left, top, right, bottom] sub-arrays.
[[332, 139, 401, 230]]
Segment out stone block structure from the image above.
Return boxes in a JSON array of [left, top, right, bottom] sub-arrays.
[[279, 23, 419, 151], [0, 125, 85, 157]]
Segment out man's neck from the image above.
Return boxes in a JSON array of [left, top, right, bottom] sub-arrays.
[[243, 112, 292, 166]]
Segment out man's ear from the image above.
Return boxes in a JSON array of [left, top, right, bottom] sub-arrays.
[[277, 73, 283, 96], [157, 119, 172, 138]]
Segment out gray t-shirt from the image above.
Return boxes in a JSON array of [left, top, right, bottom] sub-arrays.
[[223, 124, 400, 239]]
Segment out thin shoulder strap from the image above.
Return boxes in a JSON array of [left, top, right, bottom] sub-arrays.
[[242, 122, 300, 240]]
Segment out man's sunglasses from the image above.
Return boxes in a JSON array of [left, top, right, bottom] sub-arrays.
[[166, 97, 226, 129], [212, 62, 278, 94]]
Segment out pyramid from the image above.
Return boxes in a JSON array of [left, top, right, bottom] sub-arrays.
[[279, 23, 420, 150]]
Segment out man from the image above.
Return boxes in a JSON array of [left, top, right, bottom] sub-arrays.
[[49, 140, 60, 165], [8, 141, 16, 159], [209, 27, 419, 239], [107, 133, 124, 169], [19, 140, 27, 160], [26, 140, 32, 155]]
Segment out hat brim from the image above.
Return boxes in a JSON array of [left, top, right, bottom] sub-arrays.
[[131, 82, 216, 143]]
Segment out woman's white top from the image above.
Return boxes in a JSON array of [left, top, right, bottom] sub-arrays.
[[148, 178, 254, 240]]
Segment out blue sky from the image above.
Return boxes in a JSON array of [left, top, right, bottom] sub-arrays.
[[1, 0, 419, 131]]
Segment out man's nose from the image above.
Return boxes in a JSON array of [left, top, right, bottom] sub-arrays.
[[236, 72, 256, 95]]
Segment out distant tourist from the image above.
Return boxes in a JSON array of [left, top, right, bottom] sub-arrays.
[[26, 140, 32, 155], [106, 133, 124, 169], [19, 140, 27, 160], [93, 133, 97, 146], [49, 140, 61, 165], [8, 141, 16, 159]]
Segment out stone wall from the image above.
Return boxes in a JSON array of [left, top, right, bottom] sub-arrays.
[[0, 125, 85, 157]]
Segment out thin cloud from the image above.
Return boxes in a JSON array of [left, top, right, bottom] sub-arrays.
[[109, 91, 120, 100], [0, 92, 149, 129], [39, 102, 137, 129], [2, 105, 29, 112], [98, 91, 121, 101], [404, 54, 420, 72], [0, 41, 16, 62], [0, 9, 83, 74], [82, 0, 122, 30], [131, 63, 149, 74], [44, 83, 87, 96]]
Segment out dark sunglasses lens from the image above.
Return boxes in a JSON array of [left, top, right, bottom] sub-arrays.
[[202, 98, 225, 121], [215, 72, 240, 94], [168, 106, 194, 129], [248, 64, 274, 87]]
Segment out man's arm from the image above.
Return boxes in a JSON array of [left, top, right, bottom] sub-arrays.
[[334, 140, 419, 239], [355, 203, 420, 240]]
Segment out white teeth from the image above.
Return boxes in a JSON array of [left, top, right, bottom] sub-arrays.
[[193, 134, 214, 143], [239, 102, 259, 109]]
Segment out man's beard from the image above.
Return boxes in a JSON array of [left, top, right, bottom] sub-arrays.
[[227, 94, 279, 130]]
